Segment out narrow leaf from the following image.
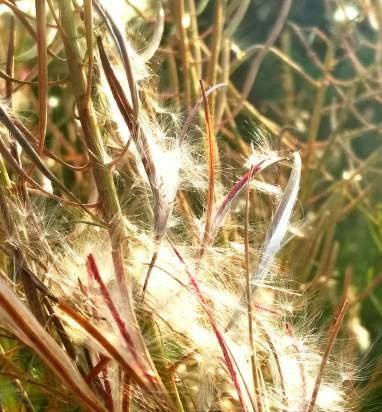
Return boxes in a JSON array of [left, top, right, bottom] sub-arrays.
[[200, 79, 216, 249], [140, 5, 165, 62], [251, 152, 301, 287], [93, 0, 139, 120], [208, 155, 282, 247]]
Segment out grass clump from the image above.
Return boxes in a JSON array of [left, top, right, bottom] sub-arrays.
[[0, 1, 381, 411]]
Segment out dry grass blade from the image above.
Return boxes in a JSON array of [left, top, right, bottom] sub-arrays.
[[98, 36, 178, 298], [96, 35, 134, 128], [97, 37, 174, 243], [85, 355, 110, 383], [251, 152, 301, 288], [226, 152, 301, 331], [58, 301, 174, 410], [207, 0, 224, 121], [208, 155, 282, 247], [94, 0, 139, 120], [179, 83, 226, 145], [0, 277, 108, 412]]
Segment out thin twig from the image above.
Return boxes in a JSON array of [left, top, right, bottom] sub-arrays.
[[305, 299, 349, 412]]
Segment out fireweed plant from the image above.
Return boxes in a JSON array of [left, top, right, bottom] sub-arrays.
[[0, 0, 381, 411]]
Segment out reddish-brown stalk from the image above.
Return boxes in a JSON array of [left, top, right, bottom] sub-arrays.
[[86, 254, 138, 360], [170, 240, 249, 412], [57, 300, 160, 397], [305, 299, 349, 412], [102, 368, 114, 412], [85, 356, 110, 384]]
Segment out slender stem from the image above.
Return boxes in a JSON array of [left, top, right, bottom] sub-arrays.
[[168, 42, 181, 112], [5, 15, 15, 102], [207, 0, 224, 123], [173, 0, 192, 107], [35, 0, 48, 153], [305, 299, 349, 412], [232, 0, 293, 118], [187, 0, 202, 80], [215, 38, 230, 127], [244, 166, 261, 412], [302, 44, 335, 200], [306, 44, 334, 160]]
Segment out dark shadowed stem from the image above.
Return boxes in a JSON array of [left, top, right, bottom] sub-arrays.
[[5, 15, 15, 102], [301, 43, 335, 200], [35, 0, 48, 154], [229, 0, 293, 119]]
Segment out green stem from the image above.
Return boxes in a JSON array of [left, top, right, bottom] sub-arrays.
[[58, 0, 128, 287], [58, 6, 176, 409]]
